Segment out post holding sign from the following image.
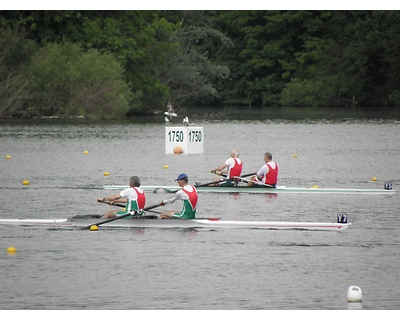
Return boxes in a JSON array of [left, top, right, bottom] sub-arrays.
[[165, 126, 204, 154]]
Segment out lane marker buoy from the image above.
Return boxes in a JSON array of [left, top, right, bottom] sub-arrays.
[[22, 180, 30, 185], [173, 146, 183, 154], [104, 172, 109, 176], [84, 150, 89, 154], [371, 177, 377, 181], [6, 155, 11, 159], [7, 247, 17, 254], [90, 225, 99, 231], [347, 286, 362, 303]]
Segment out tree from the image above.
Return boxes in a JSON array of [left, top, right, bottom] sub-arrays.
[[157, 10, 231, 109], [0, 27, 36, 118], [77, 11, 178, 113], [26, 42, 133, 119], [282, 11, 400, 108]]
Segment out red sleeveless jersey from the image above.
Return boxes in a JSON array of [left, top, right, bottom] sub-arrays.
[[264, 162, 278, 185], [133, 187, 146, 209], [182, 185, 198, 210], [229, 158, 243, 178]]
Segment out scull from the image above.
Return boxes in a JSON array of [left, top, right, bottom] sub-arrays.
[[102, 184, 397, 195], [0, 214, 350, 231]]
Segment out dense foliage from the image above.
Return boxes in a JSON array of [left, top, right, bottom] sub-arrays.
[[0, 10, 399, 118]]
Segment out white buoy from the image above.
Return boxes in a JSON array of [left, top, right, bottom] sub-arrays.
[[347, 286, 362, 303]]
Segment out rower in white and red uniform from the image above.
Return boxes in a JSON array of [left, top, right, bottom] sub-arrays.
[[247, 152, 278, 188], [98, 176, 147, 218], [159, 173, 198, 219], [211, 148, 243, 186]]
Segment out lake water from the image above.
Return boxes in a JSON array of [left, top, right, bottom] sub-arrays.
[[0, 107, 400, 315]]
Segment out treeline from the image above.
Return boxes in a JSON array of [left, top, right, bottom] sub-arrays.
[[1, 10, 399, 119]]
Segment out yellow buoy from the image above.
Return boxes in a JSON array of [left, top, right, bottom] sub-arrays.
[[22, 180, 30, 185], [90, 225, 99, 231], [293, 154, 298, 158], [7, 246, 17, 254], [163, 165, 169, 169], [173, 146, 183, 154], [103, 172, 109, 176], [371, 177, 377, 181], [84, 150, 89, 154], [312, 185, 318, 188], [6, 155, 11, 159]]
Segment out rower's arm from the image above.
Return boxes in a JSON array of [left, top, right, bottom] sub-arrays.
[[162, 190, 182, 204], [212, 163, 227, 173]]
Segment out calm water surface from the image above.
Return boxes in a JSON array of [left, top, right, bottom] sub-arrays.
[[0, 110, 399, 312]]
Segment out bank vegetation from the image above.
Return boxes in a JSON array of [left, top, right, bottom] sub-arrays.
[[1, 11, 399, 119]]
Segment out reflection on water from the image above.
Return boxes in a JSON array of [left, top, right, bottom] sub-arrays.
[[1, 105, 400, 126], [347, 302, 364, 310]]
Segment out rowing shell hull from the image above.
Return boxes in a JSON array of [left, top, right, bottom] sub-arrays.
[[0, 216, 350, 231], [103, 185, 397, 195]]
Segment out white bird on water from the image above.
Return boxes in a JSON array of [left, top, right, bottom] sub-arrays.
[[164, 103, 177, 119], [183, 116, 194, 126]]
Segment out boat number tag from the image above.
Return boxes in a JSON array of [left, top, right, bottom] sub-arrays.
[[337, 214, 348, 224], [384, 182, 392, 190]]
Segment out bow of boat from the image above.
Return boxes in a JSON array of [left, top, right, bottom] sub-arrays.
[[193, 219, 350, 231]]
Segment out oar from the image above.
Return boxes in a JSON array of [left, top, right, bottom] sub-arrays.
[[153, 178, 231, 193], [211, 171, 256, 179], [98, 200, 126, 208], [83, 203, 162, 229], [239, 176, 275, 188], [152, 172, 257, 194], [195, 177, 235, 188], [191, 173, 257, 189], [153, 177, 235, 193], [211, 171, 256, 184]]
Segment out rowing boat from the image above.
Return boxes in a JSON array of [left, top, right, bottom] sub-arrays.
[[103, 184, 397, 195], [0, 214, 350, 231]]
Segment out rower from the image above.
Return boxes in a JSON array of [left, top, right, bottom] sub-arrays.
[[158, 173, 198, 219], [210, 148, 243, 186], [247, 152, 278, 188], [97, 176, 146, 218]]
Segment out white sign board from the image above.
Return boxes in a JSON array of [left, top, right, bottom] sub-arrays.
[[165, 126, 204, 154]]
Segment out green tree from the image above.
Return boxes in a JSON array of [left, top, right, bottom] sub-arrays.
[[77, 11, 178, 113], [282, 11, 400, 108], [0, 27, 36, 118], [0, 10, 84, 45], [26, 42, 132, 119], [0, 11, 178, 114], [214, 10, 330, 107], [158, 10, 231, 109]]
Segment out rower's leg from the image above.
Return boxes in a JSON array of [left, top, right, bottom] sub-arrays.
[[158, 211, 175, 219], [101, 209, 119, 219], [247, 175, 256, 187]]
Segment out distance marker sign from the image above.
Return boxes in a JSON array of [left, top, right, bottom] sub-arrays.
[[165, 126, 204, 154]]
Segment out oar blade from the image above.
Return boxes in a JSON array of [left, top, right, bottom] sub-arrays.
[[153, 187, 178, 194]]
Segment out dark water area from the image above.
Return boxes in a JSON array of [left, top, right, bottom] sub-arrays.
[[2, 105, 400, 125]]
